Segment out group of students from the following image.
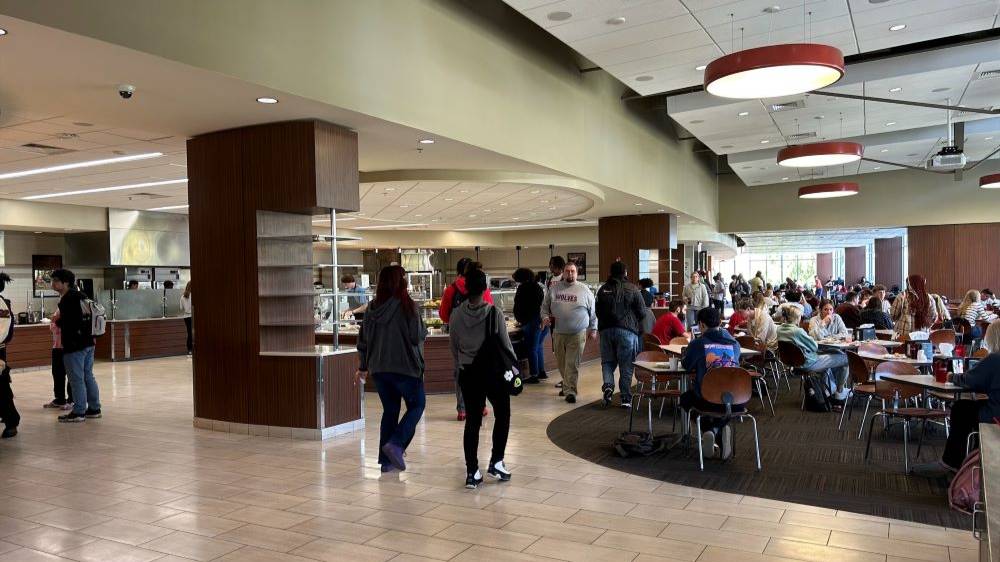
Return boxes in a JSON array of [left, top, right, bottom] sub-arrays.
[[0, 269, 103, 440]]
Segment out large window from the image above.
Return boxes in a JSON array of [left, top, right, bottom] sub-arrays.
[[715, 252, 817, 287]]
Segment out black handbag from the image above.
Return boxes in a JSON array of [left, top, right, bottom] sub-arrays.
[[469, 306, 522, 396]]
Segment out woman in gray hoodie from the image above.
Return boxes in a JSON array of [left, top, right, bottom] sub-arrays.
[[450, 268, 517, 488], [355, 266, 427, 473]]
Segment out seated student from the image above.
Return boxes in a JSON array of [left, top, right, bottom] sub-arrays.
[[860, 295, 894, 330], [652, 299, 687, 344], [774, 289, 804, 322], [859, 288, 873, 308], [808, 299, 850, 340], [836, 291, 863, 329], [777, 304, 850, 409], [748, 292, 778, 352], [802, 290, 818, 316], [913, 321, 1000, 477], [727, 298, 751, 335], [982, 289, 999, 307], [681, 308, 741, 460], [958, 290, 998, 338]]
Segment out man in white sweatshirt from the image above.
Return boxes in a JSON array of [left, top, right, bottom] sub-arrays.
[[542, 262, 597, 403]]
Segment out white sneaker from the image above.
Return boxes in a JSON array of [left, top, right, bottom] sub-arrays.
[[488, 460, 511, 482], [701, 431, 717, 458]]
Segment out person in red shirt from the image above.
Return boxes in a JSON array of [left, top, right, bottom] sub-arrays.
[[652, 300, 688, 344], [439, 258, 493, 420], [727, 298, 751, 335]]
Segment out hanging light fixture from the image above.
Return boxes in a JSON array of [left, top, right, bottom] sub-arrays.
[[704, 44, 845, 99], [778, 141, 863, 167], [980, 174, 1000, 189], [798, 182, 859, 199], [704, 8, 844, 99]]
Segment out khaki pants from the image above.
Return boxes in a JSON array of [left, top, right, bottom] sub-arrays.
[[553, 331, 587, 397]]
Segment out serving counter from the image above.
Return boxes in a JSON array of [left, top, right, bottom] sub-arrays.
[[5, 324, 52, 370], [317, 327, 601, 394], [95, 317, 190, 361]]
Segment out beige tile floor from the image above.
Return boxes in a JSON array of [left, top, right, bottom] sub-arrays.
[[0, 356, 976, 562]]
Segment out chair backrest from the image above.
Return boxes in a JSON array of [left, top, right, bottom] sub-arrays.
[[973, 348, 990, 359], [700, 367, 753, 406], [636, 350, 668, 363], [736, 335, 759, 349], [930, 329, 957, 346], [777, 340, 806, 368], [954, 317, 973, 334], [799, 319, 811, 330], [845, 351, 873, 385], [874, 361, 922, 401], [643, 332, 662, 346], [642, 333, 663, 352], [668, 336, 690, 345], [858, 342, 888, 355]]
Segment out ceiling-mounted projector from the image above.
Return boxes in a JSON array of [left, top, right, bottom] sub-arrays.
[[926, 145, 967, 170]]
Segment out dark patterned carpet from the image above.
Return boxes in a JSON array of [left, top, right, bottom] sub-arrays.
[[546, 385, 969, 528]]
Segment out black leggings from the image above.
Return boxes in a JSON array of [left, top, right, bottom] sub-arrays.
[[943, 400, 985, 469], [458, 368, 510, 473], [52, 348, 72, 404], [0, 348, 19, 429]]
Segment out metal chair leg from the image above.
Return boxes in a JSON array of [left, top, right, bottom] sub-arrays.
[[857, 396, 873, 440], [747, 414, 762, 471], [755, 379, 766, 412], [916, 418, 929, 460], [864, 412, 884, 462], [838, 390, 853, 430], [903, 419, 911, 473], [658, 397, 666, 418], [647, 397, 654, 436], [696, 416, 705, 471]]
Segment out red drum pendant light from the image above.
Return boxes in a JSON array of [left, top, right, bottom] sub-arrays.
[[980, 173, 1000, 189], [704, 44, 845, 99], [778, 141, 863, 167], [798, 182, 859, 199]]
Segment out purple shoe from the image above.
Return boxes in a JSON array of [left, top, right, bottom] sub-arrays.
[[381, 443, 406, 472]]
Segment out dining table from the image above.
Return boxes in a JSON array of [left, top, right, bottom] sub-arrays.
[[877, 374, 966, 401], [632, 360, 692, 446], [659, 343, 761, 357], [815, 339, 903, 349]]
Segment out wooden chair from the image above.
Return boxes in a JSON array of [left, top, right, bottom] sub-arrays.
[[777, 340, 823, 410], [691, 367, 762, 471], [929, 329, 957, 347], [734, 336, 774, 416], [839, 351, 878, 437], [631, 350, 680, 434], [642, 333, 662, 352], [973, 348, 990, 359], [669, 336, 690, 345], [953, 318, 974, 345], [863, 361, 948, 473]]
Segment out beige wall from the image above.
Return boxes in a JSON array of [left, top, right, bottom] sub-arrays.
[[719, 160, 1000, 232], [0, 0, 720, 226], [1, 231, 105, 313], [334, 226, 599, 250], [0, 200, 107, 232]]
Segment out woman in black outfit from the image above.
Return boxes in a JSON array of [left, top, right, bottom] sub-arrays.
[[859, 295, 894, 330], [512, 268, 544, 384], [0, 272, 18, 438]]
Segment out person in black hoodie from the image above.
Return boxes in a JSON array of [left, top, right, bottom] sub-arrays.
[[596, 261, 646, 408], [0, 271, 19, 438], [355, 265, 428, 473], [512, 267, 544, 384], [52, 269, 101, 423]]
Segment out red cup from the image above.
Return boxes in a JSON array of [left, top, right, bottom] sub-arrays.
[[933, 362, 949, 383], [956, 344, 966, 358]]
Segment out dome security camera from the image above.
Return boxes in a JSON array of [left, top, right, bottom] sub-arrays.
[[117, 84, 136, 100]]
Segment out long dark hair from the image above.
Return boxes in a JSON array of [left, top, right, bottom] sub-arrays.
[[0, 272, 9, 293], [372, 265, 414, 317], [906, 274, 931, 329]]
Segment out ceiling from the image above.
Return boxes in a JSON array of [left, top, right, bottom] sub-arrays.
[[0, 15, 693, 230], [503, 0, 1000, 186], [739, 227, 907, 252]]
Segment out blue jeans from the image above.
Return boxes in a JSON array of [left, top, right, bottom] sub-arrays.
[[804, 351, 849, 399], [600, 328, 639, 401], [373, 372, 425, 466], [521, 318, 545, 377], [64, 347, 99, 415]]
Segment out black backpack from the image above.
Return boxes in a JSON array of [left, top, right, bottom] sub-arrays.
[[613, 431, 667, 457], [802, 374, 832, 412]]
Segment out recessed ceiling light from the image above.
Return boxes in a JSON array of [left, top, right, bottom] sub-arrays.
[[873, 166, 881, 170], [499, 202, 507, 206], [530, 190, 541, 194], [635, 75, 653, 82], [889, 24, 906, 31], [468, 214, 477, 218], [148, 204, 189, 211], [384, 187, 395, 191], [431, 218, 441, 222], [986, 137, 993, 141], [548, 206, 556, 210], [0, 152, 163, 181], [459, 189, 469, 193], [22, 178, 187, 200], [414, 214, 423, 217], [547, 11, 571, 21], [540, 200, 549, 203], [484, 209, 492, 212], [418, 139, 435, 144], [0, 29, 7, 37], [512, 217, 520, 220], [760, 139, 770, 144], [885, 121, 896, 126], [256, 97, 279, 104], [889, 87, 902, 93], [444, 197, 454, 201], [658, 209, 666, 212], [880, 148, 889, 153], [33, 231, 42, 234], [695, 64, 707, 71], [606, 16, 626, 25], [399, 204, 409, 208], [738, 111, 749, 117], [634, 203, 643, 206], [782, 177, 789, 181]]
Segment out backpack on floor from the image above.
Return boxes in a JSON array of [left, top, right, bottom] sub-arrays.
[[802, 374, 832, 412], [613, 431, 666, 458], [949, 450, 981, 514]]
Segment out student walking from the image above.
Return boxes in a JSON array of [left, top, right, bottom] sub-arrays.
[[355, 265, 428, 473], [596, 262, 646, 408], [542, 261, 597, 403], [449, 269, 516, 488]]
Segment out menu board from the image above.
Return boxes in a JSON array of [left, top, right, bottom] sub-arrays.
[[32, 254, 62, 297]]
